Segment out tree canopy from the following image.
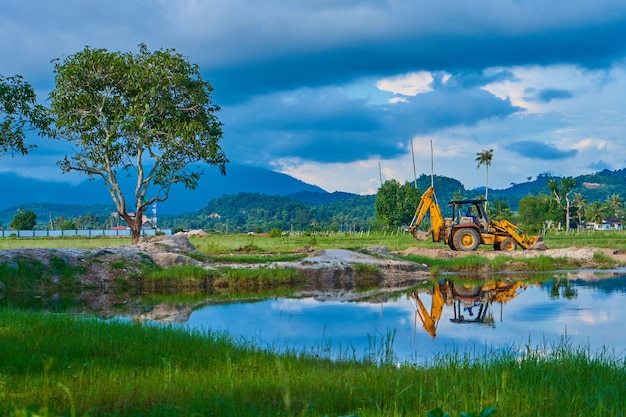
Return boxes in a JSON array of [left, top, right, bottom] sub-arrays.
[[374, 180, 421, 229], [0, 74, 50, 158], [10, 210, 37, 230], [48, 44, 228, 243]]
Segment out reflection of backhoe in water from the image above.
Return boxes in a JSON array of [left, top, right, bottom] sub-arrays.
[[409, 279, 528, 338]]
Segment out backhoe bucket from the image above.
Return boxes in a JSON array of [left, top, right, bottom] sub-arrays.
[[412, 229, 431, 241], [531, 235, 547, 250]]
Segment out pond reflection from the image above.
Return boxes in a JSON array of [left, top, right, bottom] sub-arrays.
[[180, 271, 626, 364], [409, 279, 529, 337], [3, 269, 626, 364]]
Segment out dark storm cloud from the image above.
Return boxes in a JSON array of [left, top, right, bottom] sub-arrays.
[[207, 9, 626, 104], [505, 141, 577, 160], [222, 84, 521, 164], [393, 87, 522, 132]]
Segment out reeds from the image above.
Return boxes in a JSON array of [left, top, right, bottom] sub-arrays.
[[2, 309, 624, 417]]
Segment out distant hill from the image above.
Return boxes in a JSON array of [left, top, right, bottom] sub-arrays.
[[0, 163, 326, 215], [3, 165, 626, 229], [173, 191, 376, 233], [286, 190, 358, 206]]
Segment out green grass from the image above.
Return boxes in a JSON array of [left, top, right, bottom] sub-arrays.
[[213, 267, 302, 290], [1, 309, 624, 417], [187, 229, 626, 254], [542, 230, 626, 250], [0, 229, 624, 253], [0, 236, 132, 250], [207, 252, 308, 263], [189, 231, 419, 253], [401, 253, 586, 274], [141, 265, 302, 292]]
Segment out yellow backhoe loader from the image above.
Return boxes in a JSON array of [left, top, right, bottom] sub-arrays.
[[407, 186, 546, 251]]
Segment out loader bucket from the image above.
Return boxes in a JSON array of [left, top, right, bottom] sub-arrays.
[[531, 235, 548, 250]]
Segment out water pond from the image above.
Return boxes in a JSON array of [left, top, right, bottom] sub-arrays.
[[178, 270, 626, 364]]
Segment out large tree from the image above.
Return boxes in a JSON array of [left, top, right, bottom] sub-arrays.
[[375, 179, 421, 229], [10, 210, 37, 230], [48, 45, 228, 243], [518, 194, 552, 233], [1, 74, 50, 157], [475, 148, 493, 201]]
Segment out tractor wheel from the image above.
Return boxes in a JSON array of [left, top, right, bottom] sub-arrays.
[[453, 228, 480, 251], [499, 237, 517, 252]]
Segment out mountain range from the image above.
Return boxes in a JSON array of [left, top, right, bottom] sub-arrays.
[[1, 164, 626, 227]]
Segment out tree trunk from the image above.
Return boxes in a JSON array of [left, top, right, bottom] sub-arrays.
[[129, 221, 142, 244], [565, 192, 572, 234], [120, 209, 144, 244], [485, 165, 489, 202]]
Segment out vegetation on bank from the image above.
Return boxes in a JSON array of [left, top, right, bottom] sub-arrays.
[[402, 251, 619, 273], [0, 231, 624, 297], [1, 309, 624, 417], [141, 264, 302, 292]]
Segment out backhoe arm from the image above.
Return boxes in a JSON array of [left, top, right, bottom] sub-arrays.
[[408, 186, 445, 242], [410, 284, 445, 338]]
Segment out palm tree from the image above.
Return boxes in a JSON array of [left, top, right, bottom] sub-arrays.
[[587, 201, 604, 224], [475, 149, 494, 201], [607, 194, 623, 219]]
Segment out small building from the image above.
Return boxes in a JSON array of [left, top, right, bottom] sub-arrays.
[[585, 219, 623, 231]]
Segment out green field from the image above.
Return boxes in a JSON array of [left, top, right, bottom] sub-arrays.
[[2, 231, 626, 416], [2, 228, 626, 252]]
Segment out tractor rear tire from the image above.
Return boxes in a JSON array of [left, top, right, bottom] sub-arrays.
[[453, 228, 480, 251]]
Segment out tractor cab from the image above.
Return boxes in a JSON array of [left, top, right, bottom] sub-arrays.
[[448, 199, 489, 232]]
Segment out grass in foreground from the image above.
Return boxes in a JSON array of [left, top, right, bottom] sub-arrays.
[[1, 310, 624, 417]]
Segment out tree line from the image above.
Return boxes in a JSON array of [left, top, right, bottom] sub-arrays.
[[3, 174, 623, 234]]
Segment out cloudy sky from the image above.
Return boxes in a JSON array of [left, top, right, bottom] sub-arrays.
[[2, 0, 626, 194]]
